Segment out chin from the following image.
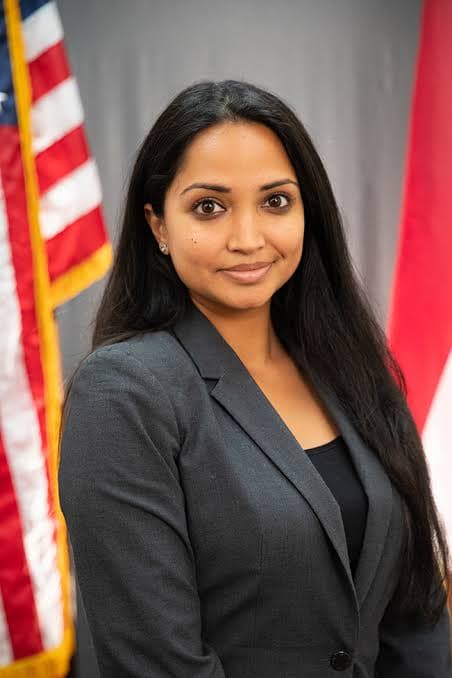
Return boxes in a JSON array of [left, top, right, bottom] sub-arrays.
[[218, 293, 272, 311], [190, 286, 274, 313]]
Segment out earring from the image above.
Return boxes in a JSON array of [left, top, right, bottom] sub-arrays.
[[159, 241, 169, 255]]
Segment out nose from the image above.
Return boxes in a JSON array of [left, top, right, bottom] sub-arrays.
[[227, 209, 266, 252]]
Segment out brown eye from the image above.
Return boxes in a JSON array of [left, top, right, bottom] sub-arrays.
[[265, 193, 291, 209], [192, 198, 224, 216]]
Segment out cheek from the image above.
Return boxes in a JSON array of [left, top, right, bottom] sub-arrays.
[[274, 221, 304, 256], [169, 228, 220, 277], [183, 231, 218, 260], [169, 221, 201, 254]]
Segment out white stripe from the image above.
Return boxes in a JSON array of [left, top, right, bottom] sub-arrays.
[[422, 349, 452, 548], [40, 159, 102, 239], [22, 1, 63, 63], [0, 595, 13, 668], [32, 77, 83, 155], [0, 178, 64, 651]]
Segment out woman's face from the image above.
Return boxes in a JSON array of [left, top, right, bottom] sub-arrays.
[[144, 121, 305, 314]]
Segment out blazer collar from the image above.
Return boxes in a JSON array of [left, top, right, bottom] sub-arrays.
[[172, 300, 393, 610]]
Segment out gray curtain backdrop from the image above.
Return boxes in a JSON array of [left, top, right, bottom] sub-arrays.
[[55, 1, 422, 675]]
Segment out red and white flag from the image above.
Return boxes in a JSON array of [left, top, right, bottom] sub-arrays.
[[388, 0, 452, 555], [0, 0, 112, 675]]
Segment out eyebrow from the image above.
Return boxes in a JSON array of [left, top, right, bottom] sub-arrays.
[[179, 178, 299, 196]]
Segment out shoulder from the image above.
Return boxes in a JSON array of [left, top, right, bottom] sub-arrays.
[[74, 328, 195, 387], [59, 334, 187, 516], [67, 329, 200, 437]]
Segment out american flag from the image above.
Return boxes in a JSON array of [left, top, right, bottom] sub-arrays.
[[0, 0, 111, 675]]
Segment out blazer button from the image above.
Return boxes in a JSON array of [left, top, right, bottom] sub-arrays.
[[330, 650, 352, 671]]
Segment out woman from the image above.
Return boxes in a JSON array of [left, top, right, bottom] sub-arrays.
[[58, 79, 451, 677]]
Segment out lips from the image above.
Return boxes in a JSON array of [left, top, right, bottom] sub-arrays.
[[222, 261, 273, 271], [220, 262, 273, 284]]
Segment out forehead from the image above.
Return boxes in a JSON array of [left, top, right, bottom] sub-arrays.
[[172, 121, 295, 190]]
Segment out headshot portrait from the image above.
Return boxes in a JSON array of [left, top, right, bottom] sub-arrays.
[[1, 1, 450, 677]]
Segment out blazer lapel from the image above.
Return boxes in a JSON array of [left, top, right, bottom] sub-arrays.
[[309, 375, 393, 607], [172, 301, 392, 610]]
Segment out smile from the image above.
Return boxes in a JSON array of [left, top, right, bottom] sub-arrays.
[[219, 263, 272, 283]]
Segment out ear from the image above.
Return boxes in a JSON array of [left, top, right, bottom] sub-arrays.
[[144, 203, 168, 246]]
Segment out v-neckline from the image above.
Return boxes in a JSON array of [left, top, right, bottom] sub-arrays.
[[245, 364, 342, 455], [171, 300, 395, 609], [305, 435, 343, 454]]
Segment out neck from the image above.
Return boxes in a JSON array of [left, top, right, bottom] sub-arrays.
[[190, 296, 285, 372]]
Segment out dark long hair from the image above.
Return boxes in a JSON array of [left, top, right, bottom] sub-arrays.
[[61, 78, 449, 624]]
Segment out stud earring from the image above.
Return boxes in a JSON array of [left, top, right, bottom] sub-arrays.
[[158, 241, 169, 255]]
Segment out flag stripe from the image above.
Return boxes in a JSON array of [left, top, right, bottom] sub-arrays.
[[1, 0, 66, 663], [29, 39, 70, 103], [1, 0, 109, 671], [5, 2, 75, 671], [49, 240, 112, 310], [0, 127, 47, 453], [39, 158, 103, 240], [21, 0, 62, 62], [387, 0, 452, 431], [46, 205, 107, 280], [31, 77, 83, 155], [0, 591, 14, 667], [0, 136, 46, 661], [35, 124, 90, 194], [422, 349, 452, 534], [0, 127, 64, 660], [387, 0, 452, 553], [0, 430, 43, 660]]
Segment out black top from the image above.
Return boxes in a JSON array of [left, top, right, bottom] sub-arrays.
[[305, 435, 368, 575]]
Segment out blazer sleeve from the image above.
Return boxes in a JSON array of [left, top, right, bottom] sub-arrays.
[[58, 346, 226, 678], [375, 577, 452, 677]]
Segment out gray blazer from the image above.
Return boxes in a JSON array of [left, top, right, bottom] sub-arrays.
[[58, 301, 451, 678]]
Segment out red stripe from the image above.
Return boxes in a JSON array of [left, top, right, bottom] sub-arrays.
[[46, 205, 108, 281], [0, 127, 47, 658], [29, 41, 70, 104], [388, 0, 452, 431], [0, 430, 43, 658], [0, 127, 49, 455], [35, 125, 90, 194]]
